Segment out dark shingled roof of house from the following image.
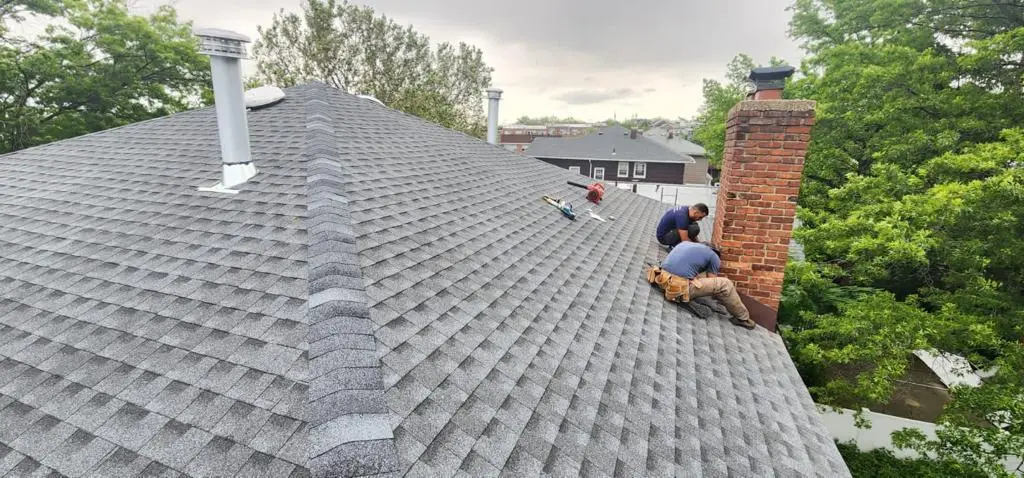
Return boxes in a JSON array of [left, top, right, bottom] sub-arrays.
[[527, 125, 696, 163], [0, 83, 850, 477], [644, 127, 709, 157]]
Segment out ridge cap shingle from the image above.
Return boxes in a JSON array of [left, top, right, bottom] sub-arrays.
[[302, 88, 400, 478]]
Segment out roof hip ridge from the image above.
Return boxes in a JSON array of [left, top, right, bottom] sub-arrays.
[[301, 92, 400, 477]]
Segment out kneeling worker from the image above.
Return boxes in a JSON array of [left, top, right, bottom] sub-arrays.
[[656, 203, 709, 248], [659, 242, 756, 329]]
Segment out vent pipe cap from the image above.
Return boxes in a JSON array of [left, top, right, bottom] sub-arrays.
[[195, 28, 251, 59]]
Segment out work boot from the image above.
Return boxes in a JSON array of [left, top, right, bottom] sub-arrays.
[[729, 316, 757, 330]]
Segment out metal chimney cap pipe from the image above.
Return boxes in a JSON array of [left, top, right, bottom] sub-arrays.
[[195, 28, 251, 59]]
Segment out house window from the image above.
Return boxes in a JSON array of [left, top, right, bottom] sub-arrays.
[[617, 162, 629, 177], [634, 162, 647, 179], [593, 167, 605, 180], [568, 166, 581, 174]]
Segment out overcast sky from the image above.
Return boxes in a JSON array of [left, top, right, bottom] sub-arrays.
[[147, 0, 804, 123]]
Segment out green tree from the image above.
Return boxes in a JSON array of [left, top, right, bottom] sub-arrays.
[[773, 1, 1024, 475], [836, 441, 988, 478], [252, 0, 493, 136], [0, 0, 210, 154], [691, 54, 785, 166], [893, 342, 1024, 477]]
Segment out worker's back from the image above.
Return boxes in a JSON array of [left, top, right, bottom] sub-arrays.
[[662, 241, 720, 279]]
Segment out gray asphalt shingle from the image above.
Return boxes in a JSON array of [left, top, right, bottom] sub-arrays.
[[0, 82, 849, 477]]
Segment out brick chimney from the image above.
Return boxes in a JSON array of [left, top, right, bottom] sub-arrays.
[[711, 66, 814, 330]]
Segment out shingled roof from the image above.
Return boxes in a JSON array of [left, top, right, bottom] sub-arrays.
[[527, 125, 696, 163], [0, 83, 850, 477]]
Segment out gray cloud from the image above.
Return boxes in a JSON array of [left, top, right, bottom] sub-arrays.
[[139, 0, 805, 119], [163, 0, 801, 72], [353, 0, 802, 70], [555, 88, 637, 105]]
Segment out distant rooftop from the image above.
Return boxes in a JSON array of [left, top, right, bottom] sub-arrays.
[[645, 126, 707, 156], [527, 125, 695, 163]]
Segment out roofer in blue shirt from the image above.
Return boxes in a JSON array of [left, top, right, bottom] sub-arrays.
[[655, 203, 709, 248], [657, 241, 756, 329]]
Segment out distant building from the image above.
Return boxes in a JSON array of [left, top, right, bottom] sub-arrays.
[[499, 124, 549, 136], [649, 119, 701, 140], [544, 123, 594, 136], [498, 123, 596, 152], [526, 125, 704, 185]]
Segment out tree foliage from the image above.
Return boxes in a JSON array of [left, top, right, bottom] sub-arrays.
[[892, 342, 1024, 476], [835, 441, 987, 478], [252, 0, 492, 136], [691, 54, 785, 166], [0, 0, 210, 154], [767, 0, 1024, 475]]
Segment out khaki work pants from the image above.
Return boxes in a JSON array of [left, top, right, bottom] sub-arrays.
[[689, 277, 751, 324]]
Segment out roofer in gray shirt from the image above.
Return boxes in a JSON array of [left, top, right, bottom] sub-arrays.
[[658, 242, 756, 329]]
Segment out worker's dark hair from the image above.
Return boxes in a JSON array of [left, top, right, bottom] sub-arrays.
[[692, 203, 710, 216], [702, 241, 722, 258], [686, 223, 701, 241]]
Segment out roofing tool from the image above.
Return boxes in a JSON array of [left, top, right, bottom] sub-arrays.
[[586, 209, 607, 222], [543, 195, 576, 220], [567, 181, 605, 204]]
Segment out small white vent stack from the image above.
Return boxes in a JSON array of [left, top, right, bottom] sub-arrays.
[[195, 28, 256, 193], [486, 88, 503, 145]]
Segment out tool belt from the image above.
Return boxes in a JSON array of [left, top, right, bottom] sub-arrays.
[[645, 265, 691, 303]]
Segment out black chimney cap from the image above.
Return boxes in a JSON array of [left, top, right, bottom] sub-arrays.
[[749, 65, 795, 80], [749, 65, 795, 90]]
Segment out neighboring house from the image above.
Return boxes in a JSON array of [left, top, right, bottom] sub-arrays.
[[498, 133, 532, 153], [545, 123, 593, 136], [498, 124, 595, 152], [645, 125, 712, 184], [0, 34, 848, 477], [499, 124, 549, 137], [649, 119, 701, 140], [500, 124, 593, 137], [527, 125, 703, 185]]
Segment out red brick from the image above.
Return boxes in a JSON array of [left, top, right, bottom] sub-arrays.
[[764, 257, 788, 267], [766, 163, 802, 172]]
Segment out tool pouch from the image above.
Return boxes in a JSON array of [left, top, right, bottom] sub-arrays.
[[645, 265, 690, 303]]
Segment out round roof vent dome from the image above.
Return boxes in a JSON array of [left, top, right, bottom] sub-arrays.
[[357, 94, 384, 106], [244, 85, 286, 109]]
